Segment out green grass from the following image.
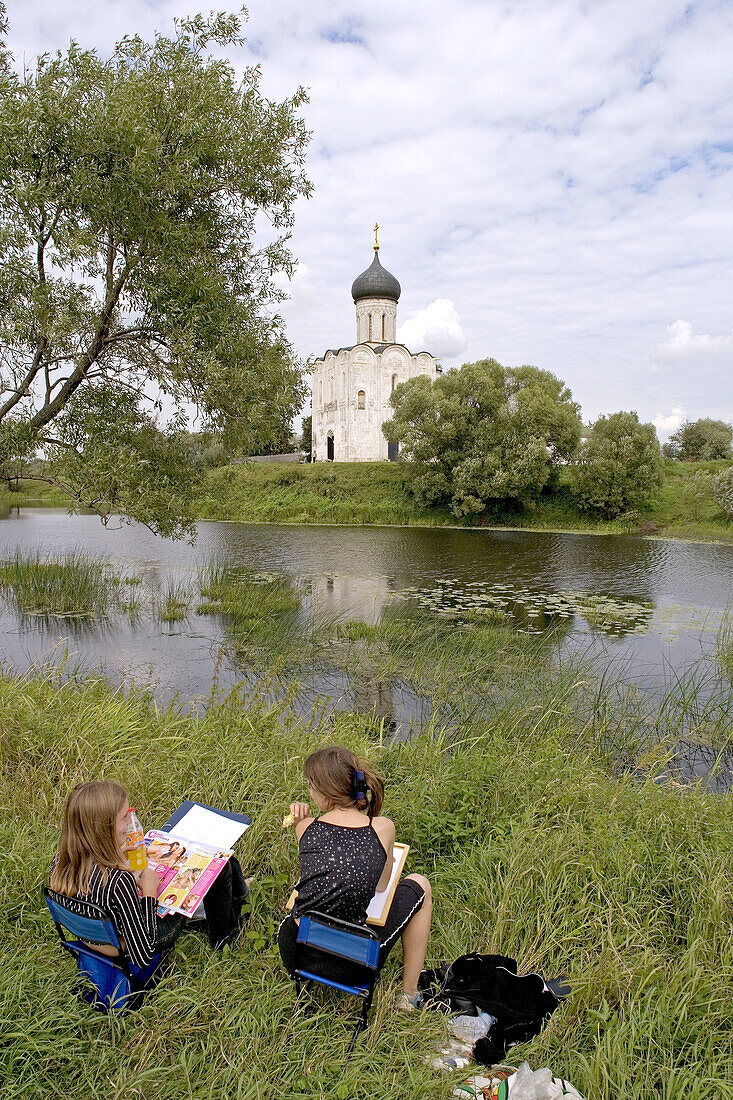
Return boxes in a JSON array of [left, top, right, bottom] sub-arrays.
[[197, 564, 305, 669], [197, 564, 301, 618], [197, 462, 458, 527], [645, 459, 733, 540], [154, 580, 192, 623], [717, 615, 733, 683], [0, 671, 731, 1099], [193, 461, 733, 543], [0, 550, 120, 618], [0, 478, 69, 507]]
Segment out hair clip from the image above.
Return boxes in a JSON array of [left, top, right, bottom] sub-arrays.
[[352, 768, 368, 803]]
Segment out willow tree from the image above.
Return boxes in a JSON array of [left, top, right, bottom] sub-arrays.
[[383, 360, 582, 517], [0, 10, 310, 535]]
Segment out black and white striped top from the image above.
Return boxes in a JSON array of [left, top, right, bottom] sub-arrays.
[[51, 862, 157, 969]]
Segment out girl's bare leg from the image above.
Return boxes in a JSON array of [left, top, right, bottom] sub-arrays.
[[400, 873, 432, 994]]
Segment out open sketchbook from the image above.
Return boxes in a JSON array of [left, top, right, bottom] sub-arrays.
[[148, 802, 251, 917], [287, 842, 409, 927]]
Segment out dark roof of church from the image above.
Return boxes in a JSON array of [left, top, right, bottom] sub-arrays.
[[351, 251, 401, 302]]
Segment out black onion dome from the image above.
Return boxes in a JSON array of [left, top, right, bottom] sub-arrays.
[[351, 251, 401, 302]]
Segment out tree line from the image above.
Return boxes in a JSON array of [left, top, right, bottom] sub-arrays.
[[382, 360, 733, 523]]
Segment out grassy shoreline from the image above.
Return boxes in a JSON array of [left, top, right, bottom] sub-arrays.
[[1, 670, 731, 1099], [194, 461, 733, 544], [3, 460, 732, 544]]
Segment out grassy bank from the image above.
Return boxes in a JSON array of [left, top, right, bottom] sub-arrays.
[[195, 460, 733, 542], [197, 462, 457, 527], [4, 460, 731, 542], [0, 479, 68, 508], [1, 671, 731, 1100]]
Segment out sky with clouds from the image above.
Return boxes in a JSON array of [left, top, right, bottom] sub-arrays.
[[5, 0, 732, 436]]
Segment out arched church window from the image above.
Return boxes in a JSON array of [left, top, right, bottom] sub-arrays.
[[318, 380, 323, 405], [357, 390, 366, 410], [368, 314, 372, 341], [382, 314, 386, 341], [391, 374, 397, 391], [341, 372, 345, 396]]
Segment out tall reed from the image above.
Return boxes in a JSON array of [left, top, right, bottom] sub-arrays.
[[0, 550, 119, 618]]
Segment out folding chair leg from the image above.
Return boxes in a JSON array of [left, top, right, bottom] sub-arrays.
[[347, 1014, 366, 1055], [347, 990, 374, 1054]]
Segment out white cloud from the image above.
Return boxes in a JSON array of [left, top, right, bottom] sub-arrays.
[[653, 406, 686, 438], [397, 299, 467, 359], [5, 0, 733, 426], [653, 320, 733, 362]]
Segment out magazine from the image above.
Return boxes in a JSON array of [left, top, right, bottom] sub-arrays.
[[144, 829, 233, 917]]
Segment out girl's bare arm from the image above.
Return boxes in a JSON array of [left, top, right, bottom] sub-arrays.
[[372, 817, 396, 891]]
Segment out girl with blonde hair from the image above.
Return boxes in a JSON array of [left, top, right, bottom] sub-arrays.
[[279, 745, 432, 1010], [50, 780, 247, 967]]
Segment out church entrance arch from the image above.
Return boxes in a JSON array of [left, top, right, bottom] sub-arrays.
[[327, 432, 335, 461], [388, 441, 399, 462]]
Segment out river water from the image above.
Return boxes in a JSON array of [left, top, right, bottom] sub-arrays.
[[1, 508, 731, 780]]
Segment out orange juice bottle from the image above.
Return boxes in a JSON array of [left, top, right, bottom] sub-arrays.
[[125, 808, 148, 872]]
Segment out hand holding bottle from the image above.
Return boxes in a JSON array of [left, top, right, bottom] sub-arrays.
[[125, 807, 149, 872]]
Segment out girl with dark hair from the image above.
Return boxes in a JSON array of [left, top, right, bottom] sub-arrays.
[[278, 745, 432, 1010], [49, 781, 247, 968]]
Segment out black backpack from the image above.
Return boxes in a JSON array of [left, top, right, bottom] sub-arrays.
[[419, 952, 568, 1066]]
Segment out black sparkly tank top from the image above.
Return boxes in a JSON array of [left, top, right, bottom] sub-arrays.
[[294, 819, 388, 924]]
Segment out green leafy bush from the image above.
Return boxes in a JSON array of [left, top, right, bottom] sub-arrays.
[[572, 412, 663, 519], [383, 361, 582, 517], [713, 465, 733, 520]]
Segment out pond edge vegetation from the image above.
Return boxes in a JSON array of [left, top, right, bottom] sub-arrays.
[[192, 460, 733, 544]]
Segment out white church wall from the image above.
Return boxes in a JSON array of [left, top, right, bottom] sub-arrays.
[[312, 339, 439, 462], [355, 298, 397, 344]]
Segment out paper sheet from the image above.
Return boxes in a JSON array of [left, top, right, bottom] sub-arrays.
[[170, 805, 249, 850], [366, 846, 401, 922]]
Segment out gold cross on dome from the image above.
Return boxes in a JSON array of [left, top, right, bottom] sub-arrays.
[[374, 222, 379, 251]]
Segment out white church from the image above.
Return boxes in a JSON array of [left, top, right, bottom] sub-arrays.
[[311, 228, 441, 462]]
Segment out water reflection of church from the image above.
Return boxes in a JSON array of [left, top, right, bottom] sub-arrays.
[[306, 572, 429, 738], [311, 226, 440, 462]]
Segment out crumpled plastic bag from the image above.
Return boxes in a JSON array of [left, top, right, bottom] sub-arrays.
[[506, 1062, 584, 1099], [450, 1012, 496, 1044]]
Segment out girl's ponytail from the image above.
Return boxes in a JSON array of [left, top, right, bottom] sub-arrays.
[[357, 760, 384, 818]]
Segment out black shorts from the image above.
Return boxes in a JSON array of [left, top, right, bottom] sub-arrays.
[[278, 878, 425, 981]]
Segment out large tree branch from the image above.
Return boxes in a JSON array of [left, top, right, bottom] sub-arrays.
[[17, 473, 158, 534], [38, 435, 83, 456], [0, 212, 53, 421], [0, 343, 46, 419], [28, 254, 140, 432], [42, 205, 64, 249], [105, 229, 115, 298]]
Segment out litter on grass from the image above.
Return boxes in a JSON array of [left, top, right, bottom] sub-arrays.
[[453, 1062, 584, 1099]]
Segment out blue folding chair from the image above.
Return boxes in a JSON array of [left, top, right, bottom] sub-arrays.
[[291, 911, 382, 1053], [43, 887, 172, 1012]]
